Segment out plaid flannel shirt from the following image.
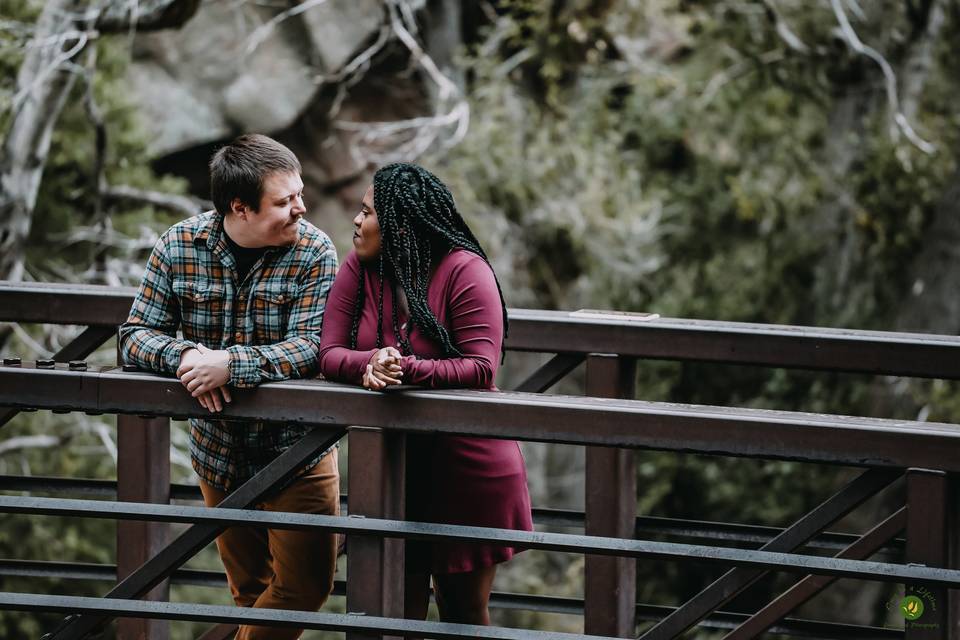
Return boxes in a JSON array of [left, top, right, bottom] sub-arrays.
[[119, 211, 338, 491]]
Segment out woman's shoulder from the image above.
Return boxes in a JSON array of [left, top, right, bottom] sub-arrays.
[[337, 249, 362, 274], [437, 248, 490, 273], [435, 249, 496, 291]]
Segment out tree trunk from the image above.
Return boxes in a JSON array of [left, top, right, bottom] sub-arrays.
[[0, 0, 85, 281], [0, 0, 202, 281]]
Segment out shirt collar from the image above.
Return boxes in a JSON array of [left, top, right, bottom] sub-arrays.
[[194, 211, 224, 251]]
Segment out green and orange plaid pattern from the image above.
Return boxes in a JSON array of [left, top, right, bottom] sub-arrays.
[[120, 211, 338, 490]]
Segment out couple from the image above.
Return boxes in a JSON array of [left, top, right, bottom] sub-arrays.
[[119, 134, 533, 639]]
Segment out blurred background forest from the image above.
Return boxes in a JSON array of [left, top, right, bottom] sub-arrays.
[[2, 0, 960, 637]]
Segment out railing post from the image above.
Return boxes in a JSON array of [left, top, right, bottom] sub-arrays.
[[585, 354, 637, 637], [906, 468, 950, 640], [346, 427, 405, 640], [950, 473, 960, 640], [116, 414, 170, 640]]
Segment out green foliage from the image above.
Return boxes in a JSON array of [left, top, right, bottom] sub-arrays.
[[428, 0, 960, 631], [0, 6, 189, 635]]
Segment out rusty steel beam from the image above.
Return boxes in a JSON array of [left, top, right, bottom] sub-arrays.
[[506, 309, 960, 379], [0, 325, 114, 429], [585, 355, 637, 638], [513, 353, 585, 393], [0, 281, 132, 326], [45, 425, 346, 640], [346, 427, 405, 640], [722, 508, 907, 640], [196, 622, 238, 640], [6, 281, 960, 379], [3, 364, 960, 471], [638, 468, 900, 640], [116, 414, 170, 640], [906, 469, 950, 640]]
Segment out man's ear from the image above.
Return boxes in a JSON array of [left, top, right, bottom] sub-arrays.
[[230, 198, 254, 219]]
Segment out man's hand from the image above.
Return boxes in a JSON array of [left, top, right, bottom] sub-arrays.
[[177, 344, 232, 412], [363, 346, 403, 390]]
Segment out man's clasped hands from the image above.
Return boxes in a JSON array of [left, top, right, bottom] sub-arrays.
[[177, 344, 404, 413], [177, 344, 232, 413]]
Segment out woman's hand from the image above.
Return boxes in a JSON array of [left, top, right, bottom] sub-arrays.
[[363, 346, 403, 390]]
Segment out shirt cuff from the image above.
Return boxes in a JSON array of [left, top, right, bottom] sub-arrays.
[[163, 340, 198, 375], [227, 345, 263, 387]]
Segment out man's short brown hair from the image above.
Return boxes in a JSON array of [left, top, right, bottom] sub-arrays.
[[209, 134, 301, 216]]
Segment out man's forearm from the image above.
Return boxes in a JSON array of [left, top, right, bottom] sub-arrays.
[[119, 326, 197, 374], [227, 337, 320, 387]]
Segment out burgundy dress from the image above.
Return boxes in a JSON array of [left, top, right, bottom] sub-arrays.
[[319, 249, 533, 574]]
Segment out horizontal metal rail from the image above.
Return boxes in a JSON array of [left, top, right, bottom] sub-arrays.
[[0, 568, 899, 639], [0, 592, 617, 640], [0, 475, 904, 554], [0, 560, 226, 588], [3, 281, 960, 377], [2, 363, 959, 470], [2, 496, 956, 587]]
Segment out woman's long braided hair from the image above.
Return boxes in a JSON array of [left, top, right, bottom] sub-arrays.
[[348, 163, 508, 358]]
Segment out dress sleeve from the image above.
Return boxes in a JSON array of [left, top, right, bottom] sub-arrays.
[[318, 251, 378, 384], [400, 254, 503, 389]]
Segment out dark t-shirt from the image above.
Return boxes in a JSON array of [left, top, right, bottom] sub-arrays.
[[223, 230, 268, 285]]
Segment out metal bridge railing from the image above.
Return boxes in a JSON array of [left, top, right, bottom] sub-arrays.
[[1, 281, 959, 640]]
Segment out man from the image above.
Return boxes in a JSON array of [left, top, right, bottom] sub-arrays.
[[120, 134, 339, 639]]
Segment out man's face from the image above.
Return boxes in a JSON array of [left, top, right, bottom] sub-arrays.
[[232, 171, 305, 247], [352, 185, 382, 262]]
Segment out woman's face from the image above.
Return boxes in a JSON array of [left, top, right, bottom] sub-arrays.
[[353, 185, 382, 262]]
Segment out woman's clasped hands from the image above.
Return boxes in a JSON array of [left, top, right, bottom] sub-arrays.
[[363, 346, 403, 390]]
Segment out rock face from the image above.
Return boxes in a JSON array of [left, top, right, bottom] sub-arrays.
[[127, 0, 449, 240], [128, 0, 387, 158]]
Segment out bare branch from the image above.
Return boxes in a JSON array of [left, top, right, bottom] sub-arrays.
[[10, 28, 90, 114], [829, 0, 936, 154], [332, 0, 470, 163], [761, 0, 809, 53], [103, 184, 210, 218], [5, 322, 53, 357], [93, 0, 202, 33], [244, 0, 333, 58], [899, 0, 947, 122], [81, 45, 106, 222], [91, 422, 118, 464], [324, 24, 392, 117], [0, 435, 63, 456]]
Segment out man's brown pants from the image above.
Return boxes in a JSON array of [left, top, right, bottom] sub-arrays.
[[199, 453, 340, 640]]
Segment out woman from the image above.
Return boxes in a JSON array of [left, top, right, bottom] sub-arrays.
[[319, 163, 533, 625]]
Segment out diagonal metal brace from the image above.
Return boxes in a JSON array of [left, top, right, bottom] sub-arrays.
[[46, 424, 346, 640], [722, 507, 907, 640], [513, 353, 585, 393], [0, 326, 114, 429], [638, 467, 902, 640]]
